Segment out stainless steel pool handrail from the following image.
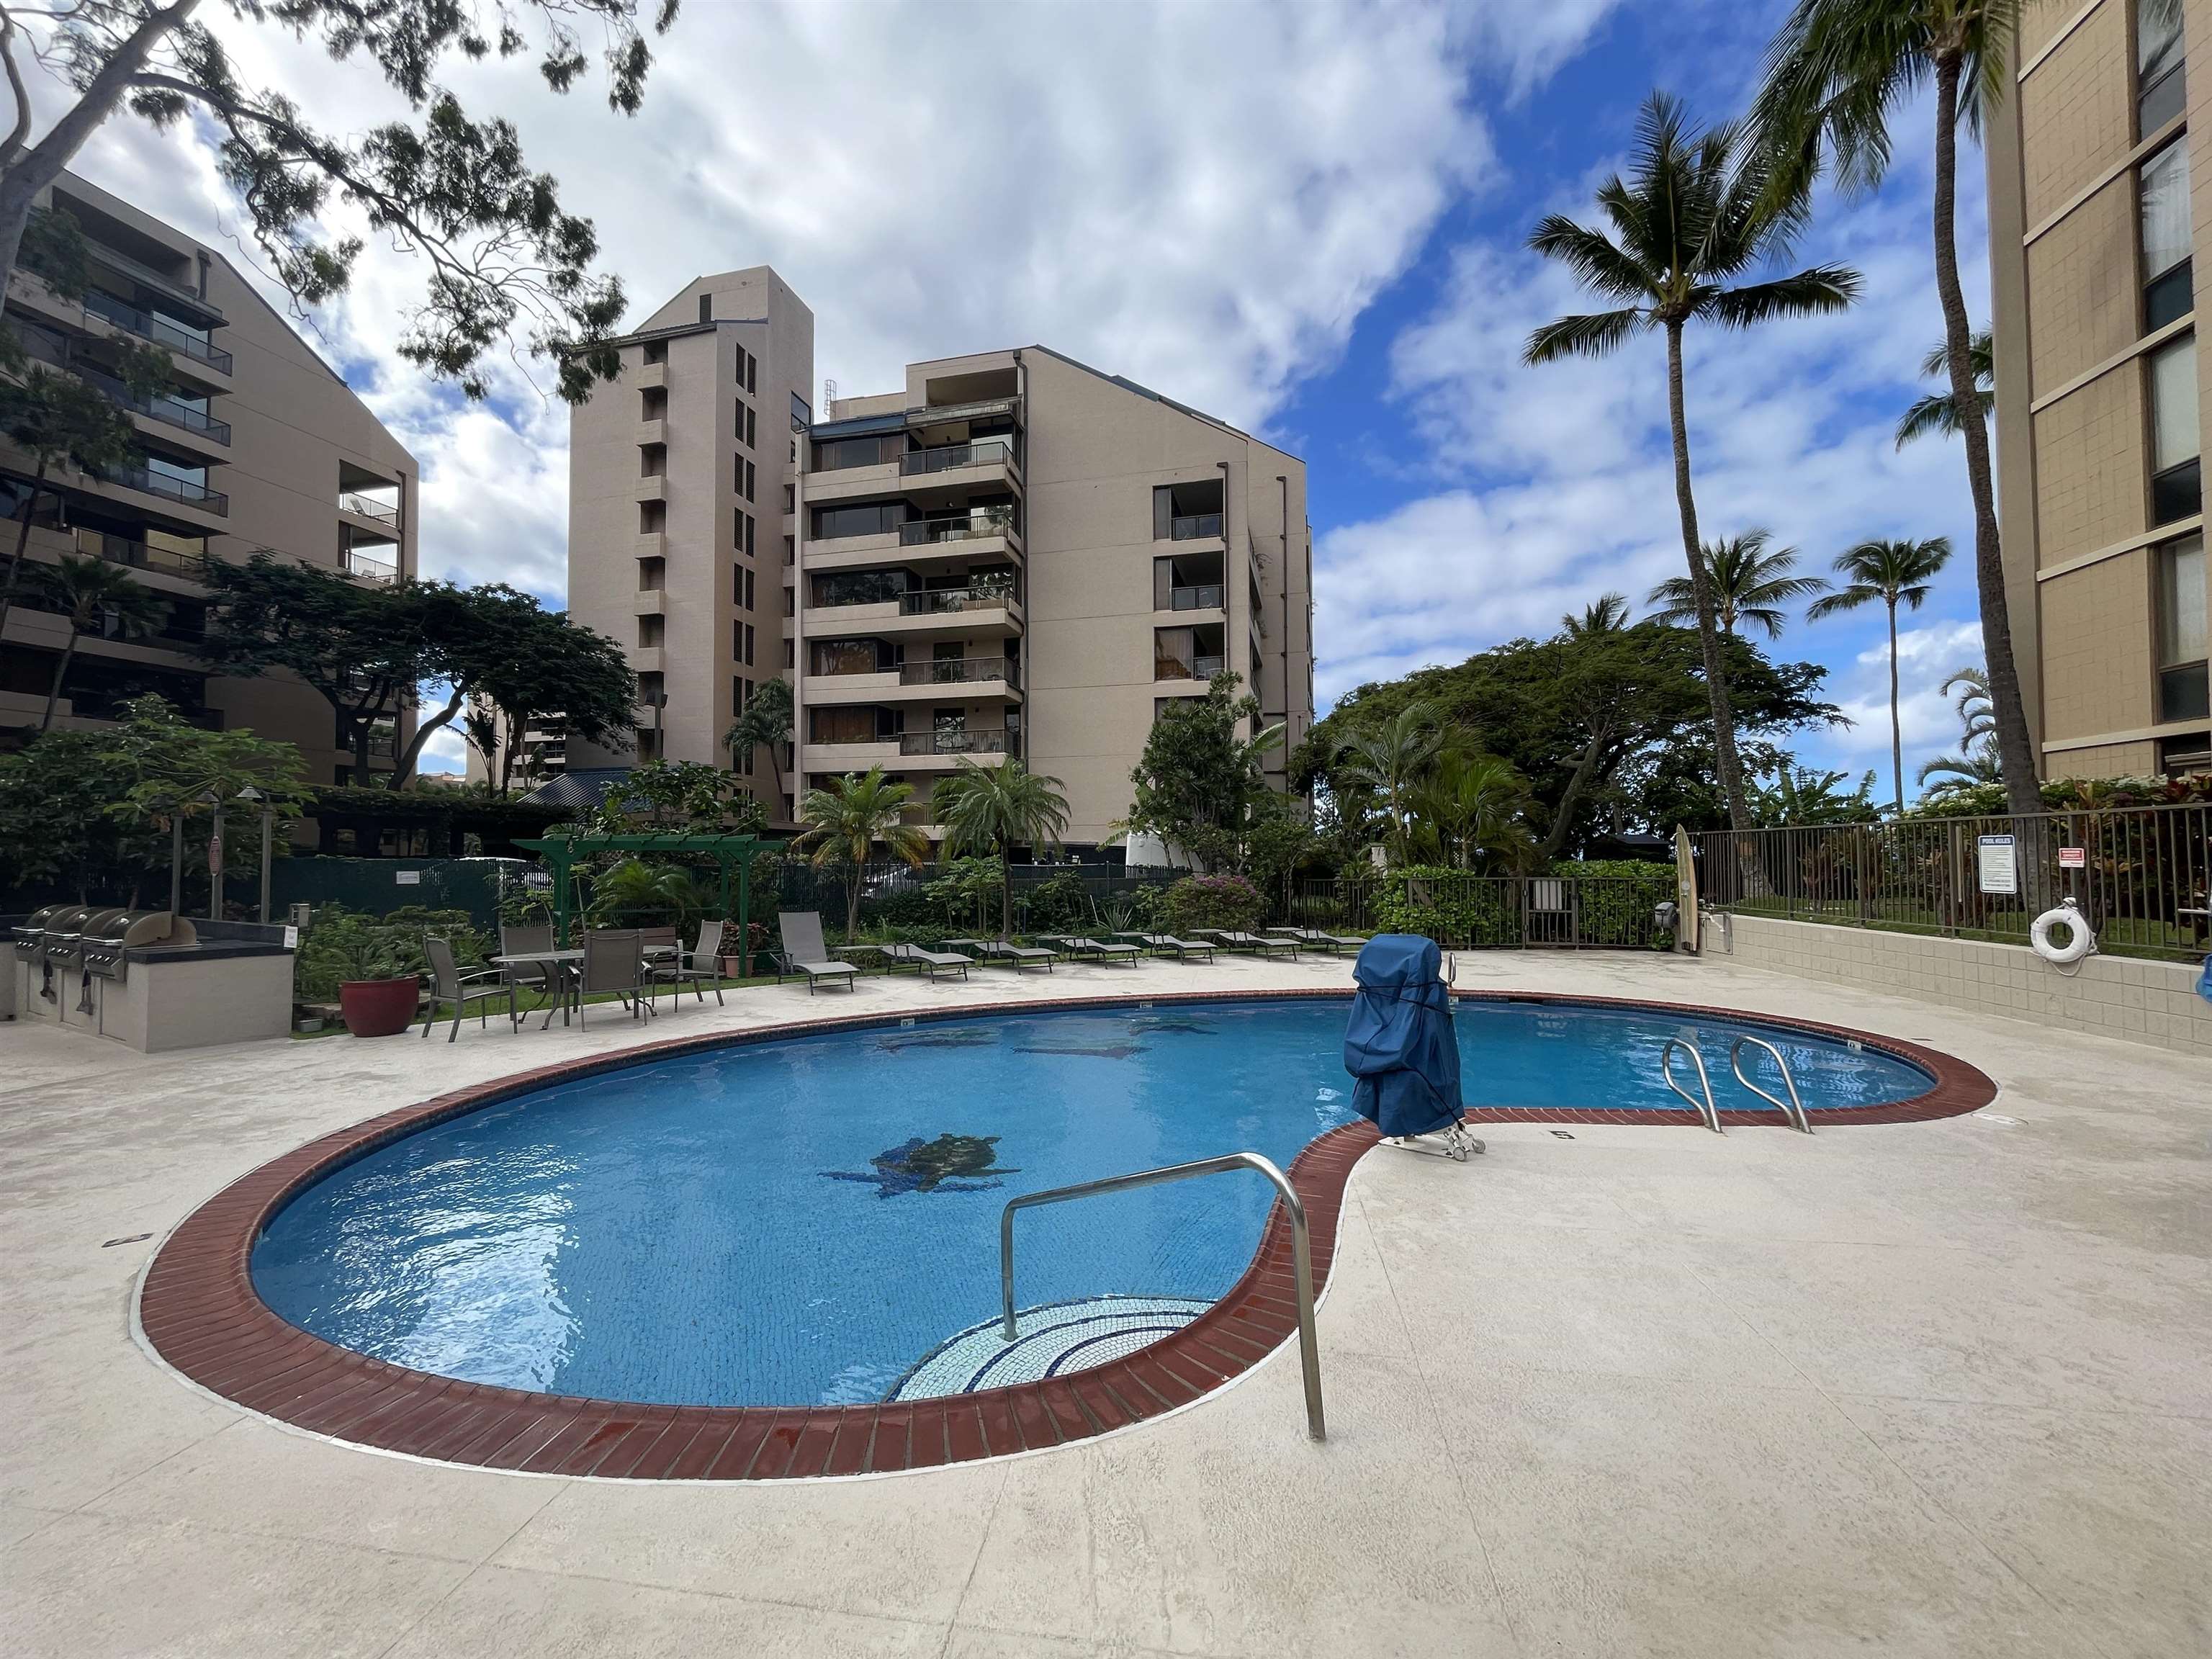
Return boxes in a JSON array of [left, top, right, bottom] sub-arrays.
[[1729, 1035, 1813, 1133], [999, 1151, 1324, 1441], [1660, 1038, 1723, 1133]]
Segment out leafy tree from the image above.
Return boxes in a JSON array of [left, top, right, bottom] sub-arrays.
[[1332, 701, 1445, 866], [419, 585, 633, 790], [1562, 592, 1632, 636], [32, 552, 167, 729], [1896, 330, 1992, 448], [575, 758, 763, 836], [1525, 90, 1859, 832], [1809, 536, 1952, 810], [723, 675, 793, 805], [932, 756, 1071, 940], [0, 2, 683, 403], [1753, 0, 2039, 816], [1752, 764, 1878, 825], [1122, 671, 1285, 872], [1645, 529, 1827, 640], [792, 765, 928, 938]]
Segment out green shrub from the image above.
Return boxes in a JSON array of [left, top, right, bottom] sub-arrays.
[[1368, 867, 1517, 945], [294, 904, 490, 1000], [1020, 871, 1093, 933], [1164, 873, 1265, 934]]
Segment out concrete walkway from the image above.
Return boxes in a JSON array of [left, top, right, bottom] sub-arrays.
[[3, 950, 2207, 1658]]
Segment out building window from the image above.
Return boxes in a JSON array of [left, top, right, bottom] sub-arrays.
[[783, 637, 795, 669], [735, 508, 754, 555], [2159, 532, 2209, 720], [642, 339, 667, 367], [814, 501, 903, 541], [639, 500, 665, 534], [1154, 480, 1225, 541], [2150, 334, 2200, 523], [2140, 0, 2187, 135], [741, 567, 756, 609], [737, 457, 755, 502], [747, 351, 757, 395], [699, 293, 713, 323], [2142, 140, 2193, 331], [639, 556, 665, 591], [745, 403, 757, 450], [639, 614, 665, 647], [640, 443, 666, 477], [641, 386, 666, 421]]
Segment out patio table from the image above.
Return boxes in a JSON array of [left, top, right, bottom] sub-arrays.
[[492, 948, 583, 1029]]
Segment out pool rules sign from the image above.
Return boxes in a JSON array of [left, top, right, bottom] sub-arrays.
[[1976, 835, 2019, 896]]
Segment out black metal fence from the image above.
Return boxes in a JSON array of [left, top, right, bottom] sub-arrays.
[[1284, 875, 1671, 950], [1690, 804, 2211, 964]]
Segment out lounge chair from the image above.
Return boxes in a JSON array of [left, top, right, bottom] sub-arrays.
[[1117, 932, 1216, 962], [976, 940, 1056, 972], [776, 912, 859, 993], [886, 941, 971, 982], [421, 935, 515, 1040], [1041, 935, 1140, 966], [1208, 930, 1300, 958], [1269, 925, 1365, 956], [647, 919, 726, 1007], [578, 927, 652, 1026]]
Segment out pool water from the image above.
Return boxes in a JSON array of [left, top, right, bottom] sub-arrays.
[[251, 998, 1931, 1408]]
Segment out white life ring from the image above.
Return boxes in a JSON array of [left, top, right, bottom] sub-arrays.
[[2031, 899, 2095, 966]]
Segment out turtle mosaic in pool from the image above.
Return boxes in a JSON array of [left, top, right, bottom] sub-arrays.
[[248, 998, 1938, 1411]]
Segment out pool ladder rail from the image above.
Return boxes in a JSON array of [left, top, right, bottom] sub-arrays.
[[1660, 1035, 1814, 1134], [997, 1151, 1325, 1442]]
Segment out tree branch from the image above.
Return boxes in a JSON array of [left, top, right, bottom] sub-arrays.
[[1, 8, 36, 166], [2, 0, 199, 202]]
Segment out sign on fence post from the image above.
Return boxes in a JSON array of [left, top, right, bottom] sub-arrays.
[[1976, 835, 2018, 896], [2058, 846, 2087, 869]]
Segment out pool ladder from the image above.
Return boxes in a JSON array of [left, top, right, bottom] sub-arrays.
[[1660, 1036, 1813, 1135], [997, 1151, 1325, 1442]]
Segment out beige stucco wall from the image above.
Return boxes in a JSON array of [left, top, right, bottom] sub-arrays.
[[1717, 912, 2212, 1058]]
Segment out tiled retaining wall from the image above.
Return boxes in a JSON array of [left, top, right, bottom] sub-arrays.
[[1717, 913, 2212, 1058]]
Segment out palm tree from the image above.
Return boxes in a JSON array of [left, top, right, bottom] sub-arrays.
[[1896, 330, 1992, 448], [1562, 593, 1632, 637], [1334, 701, 1446, 865], [1753, 0, 2040, 817], [35, 554, 167, 731], [791, 766, 930, 938], [1917, 741, 2003, 790], [1410, 752, 1536, 871], [932, 757, 1071, 940], [1753, 764, 1879, 825], [1645, 529, 1828, 639], [1807, 536, 1953, 811], [722, 675, 793, 811], [1940, 664, 1995, 746], [1525, 91, 1859, 832]]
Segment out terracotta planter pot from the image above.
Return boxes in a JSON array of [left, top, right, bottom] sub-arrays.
[[338, 977, 421, 1038]]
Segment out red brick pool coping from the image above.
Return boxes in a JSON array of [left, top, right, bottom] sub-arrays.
[[138, 989, 1996, 1480]]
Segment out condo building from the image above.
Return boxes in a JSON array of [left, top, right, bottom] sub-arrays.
[[0, 171, 419, 780], [566, 269, 1315, 848], [1987, 0, 2212, 776]]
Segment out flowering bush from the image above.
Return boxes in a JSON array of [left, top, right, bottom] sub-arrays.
[[1164, 873, 1265, 934]]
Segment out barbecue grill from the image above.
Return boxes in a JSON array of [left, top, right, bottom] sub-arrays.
[[14, 904, 65, 1004], [82, 910, 195, 980]]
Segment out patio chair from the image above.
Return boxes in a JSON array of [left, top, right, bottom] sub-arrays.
[[1041, 934, 1140, 966], [421, 935, 515, 1042], [775, 912, 859, 993], [1118, 932, 1216, 963], [647, 919, 726, 1007], [885, 941, 971, 982], [1211, 930, 1300, 958], [979, 939, 1056, 972], [579, 927, 651, 1025], [498, 922, 567, 1017]]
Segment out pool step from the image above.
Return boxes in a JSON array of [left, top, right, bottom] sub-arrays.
[[888, 1295, 1212, 1401]]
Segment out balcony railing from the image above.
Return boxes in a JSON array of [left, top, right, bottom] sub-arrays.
[[899, 585, 1016, 616], [1172, 512, 1223, 540], [347, 551, 399, 584], [901, 438, 1015, 476], [339, 490, 401, 526], [899, 511, 1015, 546], [81, 289, 233, 373], [68, 527, 207, 578], [109, 464, 228, 515], [1168, 584, 1224, 611], [899, 657, 1011, 686], [900, 728, 1010, 757], [1155, 654, 1225, 682], [73, 363, 230, 444], [85, 241, 220, 315]]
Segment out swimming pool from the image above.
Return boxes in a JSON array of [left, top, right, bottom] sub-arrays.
[[248, 997, 1936, 1412]]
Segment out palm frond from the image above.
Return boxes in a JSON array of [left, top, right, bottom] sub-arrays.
[[1523, 308, 1645, 364], [1525, 216, 1659, 303], [1705, 264, 1862, 328]]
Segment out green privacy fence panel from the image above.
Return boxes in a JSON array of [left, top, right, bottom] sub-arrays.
[[269, 856, 531, 932]]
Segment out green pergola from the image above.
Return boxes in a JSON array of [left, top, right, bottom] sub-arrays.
[[514, 832, 770, 953]]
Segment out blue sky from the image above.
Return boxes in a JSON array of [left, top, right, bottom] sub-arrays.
[[50, 0, 1994, 791]]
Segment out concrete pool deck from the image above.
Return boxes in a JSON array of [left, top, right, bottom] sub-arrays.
[[3, 949, 2208, 1657]]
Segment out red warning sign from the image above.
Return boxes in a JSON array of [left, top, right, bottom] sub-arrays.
[[2057, 846, 2087, 868]]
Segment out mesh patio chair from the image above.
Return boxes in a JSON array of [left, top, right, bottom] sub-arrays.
[[580, 927, 650, 1025], [647, 919, 727, 1007], [421, 935, 515, 1042], [775, 912, 858, 993]]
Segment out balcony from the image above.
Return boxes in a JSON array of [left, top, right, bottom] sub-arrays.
[[901, 656, 1012, 687], [60, 526, 208, 580], [109, 463, 227, 515], [346, 549, 398, 584], [901, 728, 1010, 757], [1171, 512, 1223, 541], [1166, 584, 1224, 612], [74, 363, 230, 445], [81, 290, 233, 374], [1155, 654, 1226, 683], [900, 437, 1015, 477], [84, 240, 220, 316], [899, 509, 1016, 547], [901, 585, 1015, 617], [339, 490, 400, 526]]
